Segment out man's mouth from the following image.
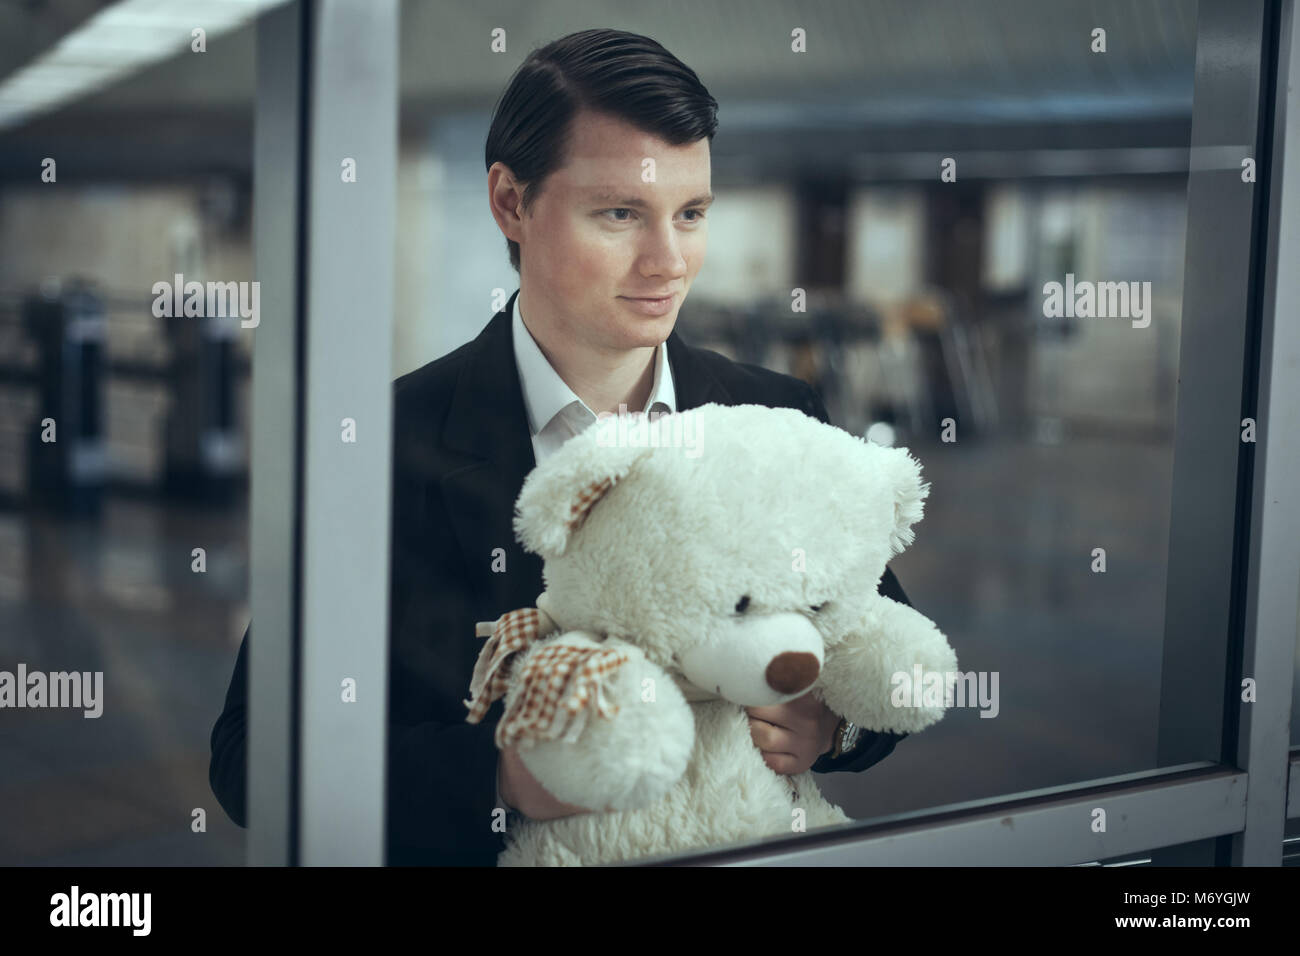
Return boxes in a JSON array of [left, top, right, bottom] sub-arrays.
[[618, 293, 678, 316]]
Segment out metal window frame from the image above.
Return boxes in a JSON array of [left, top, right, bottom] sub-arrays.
[[244, 0, 1295, 867], [644, 765, 1244, 866], [1235, 0, 1300, 859], [1149, 0, 1292, 866]]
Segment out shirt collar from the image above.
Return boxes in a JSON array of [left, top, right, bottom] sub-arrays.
[[512, 291, 676, 437]]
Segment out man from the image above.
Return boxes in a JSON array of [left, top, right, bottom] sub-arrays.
[[210, 27, 911, 866]]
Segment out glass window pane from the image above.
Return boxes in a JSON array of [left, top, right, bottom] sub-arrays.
[[386, 0, 1277, 866]]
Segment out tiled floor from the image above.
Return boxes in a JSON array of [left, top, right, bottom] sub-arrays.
[[0, 498, 249, 866], [0, 425, 1231, 864]]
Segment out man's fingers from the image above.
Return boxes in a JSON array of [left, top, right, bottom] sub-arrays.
[[747, 703, 827, 775], [746, 707, 797, 732], [748, 716, 797, 754], [748, 707, 814, 736], [748, 697, 823, 729]]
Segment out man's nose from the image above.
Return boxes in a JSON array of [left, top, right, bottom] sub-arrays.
[[765, 651, 820, 694], [639, 222, 688, 277]]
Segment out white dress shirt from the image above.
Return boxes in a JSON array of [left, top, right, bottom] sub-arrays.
[[512, 293, 677, 462], [495, 293, 677, 816]]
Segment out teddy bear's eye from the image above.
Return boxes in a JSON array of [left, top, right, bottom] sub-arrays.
[[734, 595, 750, 614], [809, 602, 826, 613]]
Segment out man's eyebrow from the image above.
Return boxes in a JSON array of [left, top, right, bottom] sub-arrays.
[[589, 192, 714, 209]]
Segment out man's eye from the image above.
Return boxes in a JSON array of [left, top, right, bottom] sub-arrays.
[[601, 208, 704, 223]]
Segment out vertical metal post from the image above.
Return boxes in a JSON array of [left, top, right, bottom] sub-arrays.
[[1153, 0, 1274, 866], [249, 0, 305, 867], [250, 0, 397, 866], [298, 0, 397, 866], [1234, 0, 1300, 867], [1159, 0, 1270, 769]]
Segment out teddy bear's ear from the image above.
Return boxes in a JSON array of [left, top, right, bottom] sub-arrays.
[[513, 438, 653, 559], [875, 444, 931, 556]]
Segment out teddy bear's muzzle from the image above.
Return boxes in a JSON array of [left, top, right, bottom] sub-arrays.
[[678, 612, 824, 706]]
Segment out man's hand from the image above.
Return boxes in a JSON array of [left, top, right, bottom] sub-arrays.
[[498, 744, 593, 821], [746, 691, 841, 775]]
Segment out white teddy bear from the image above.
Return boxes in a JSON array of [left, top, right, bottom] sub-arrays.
[[465, 402, 957, 866]]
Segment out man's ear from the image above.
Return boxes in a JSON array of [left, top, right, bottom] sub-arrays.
[[513, 437, 654, 560]]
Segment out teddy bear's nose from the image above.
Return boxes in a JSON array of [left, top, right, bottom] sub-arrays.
[[765, 652, 820, 694]]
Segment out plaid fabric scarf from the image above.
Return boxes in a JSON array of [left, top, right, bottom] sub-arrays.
[[465, 604, 631, 749]]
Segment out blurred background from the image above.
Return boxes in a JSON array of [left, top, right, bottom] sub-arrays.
[[0, 0, 1291, 865]]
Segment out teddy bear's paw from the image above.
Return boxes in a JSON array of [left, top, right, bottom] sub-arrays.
[[513, 638, 696, 811], [820, 598, 959, 735]]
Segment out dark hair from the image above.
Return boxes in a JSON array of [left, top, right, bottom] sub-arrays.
[[485, 29, 719, 273]]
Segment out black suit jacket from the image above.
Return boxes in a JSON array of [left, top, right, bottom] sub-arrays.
[[209, 288, 911, 866]]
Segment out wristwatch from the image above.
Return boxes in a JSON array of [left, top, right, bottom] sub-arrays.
[[827, 717, 863, 760]]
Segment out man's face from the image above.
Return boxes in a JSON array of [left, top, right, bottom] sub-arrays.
[[511, 109, 711, 353]]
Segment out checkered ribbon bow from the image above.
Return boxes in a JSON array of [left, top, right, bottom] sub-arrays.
[[465, 602, 630, 749]]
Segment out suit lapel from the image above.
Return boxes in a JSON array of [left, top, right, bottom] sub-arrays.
[[666, 320, 732, 411], [439, 289, 731, 618], [440, 291, 541, 617]]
